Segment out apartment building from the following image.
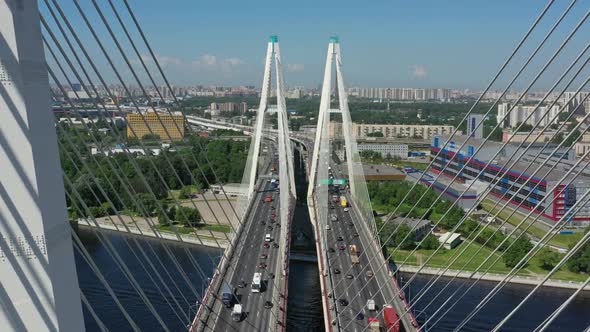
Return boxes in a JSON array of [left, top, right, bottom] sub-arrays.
[[126, 111, 185, 141]]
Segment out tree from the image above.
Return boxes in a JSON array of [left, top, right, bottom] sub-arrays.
[[567, 230, 590, 273], [502, 235, 533, 269], [394, 224, 416, 250], [420, 234, 439, 250], [175, 206, 201, 227], [367, 131, 384, 137], [142, 133, 161, 140], [178, 186, 192, 199], [537, 247, 560, 271]]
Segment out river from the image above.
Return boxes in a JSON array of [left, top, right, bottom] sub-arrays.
[[75, 227, 589, 331]]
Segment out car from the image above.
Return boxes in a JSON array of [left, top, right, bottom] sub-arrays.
[[264, 301, 273, 309], [237, 280, 246, 288], [353, 232, 359, 237], [328, 247, 336, 253], [356, 313, 364, 320], [258, 263, 267, 269], [338, 299, 348, 306], [337, 236, 343, 241], [261, 221, 266, 225], [263, 243, 270, 249], [346, 274, 353, 279], [366, 270, 374, 278], [260, 254, 268, 259], [344, 207, 349, 212], [330, 205, 335, 210], [268, 273, 275, 279], [399, 292, 406, 300], [270, 218, 276, 224], [339, 245, 345, 251], [267, 226, 273, 231], [333, 268, 340, 274], [273, 243, 279, 248], [271, 206, 276, 210], [348, 222, 354, 227]]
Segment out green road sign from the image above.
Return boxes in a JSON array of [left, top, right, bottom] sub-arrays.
[[333, 179, 347, 185]]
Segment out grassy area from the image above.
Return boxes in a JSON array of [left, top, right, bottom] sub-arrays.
[[197, 224, 232, 233], [481, 200, 582, 248], [389, 161, 430, 171], [155, 223, 232, 235], [169, 185, 200, 200], [390, 241, 510, 274], [155, 224, 194, 234], [389, 240, 588, 282]]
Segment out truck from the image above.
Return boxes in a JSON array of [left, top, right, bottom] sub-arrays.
[[349, 244, 359, 264], [366, 299, 376, 311], [383, 305, 400, 332], [222, 283, 233, 308], [340, 196, 348, 207], [368, 317, 380, 331], [231, 304, 243, 322]]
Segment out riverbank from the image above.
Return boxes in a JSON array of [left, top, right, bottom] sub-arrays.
[[77, 218, 229, 249], [398, 265, 590, 291]]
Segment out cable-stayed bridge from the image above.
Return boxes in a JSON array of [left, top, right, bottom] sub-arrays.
[[1, 0, 590, 331]]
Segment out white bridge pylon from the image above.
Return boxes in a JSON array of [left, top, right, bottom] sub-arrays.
[[247, 36, 296, 201]]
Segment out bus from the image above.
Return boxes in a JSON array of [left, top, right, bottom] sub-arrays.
[[251, 272, 262, 293], [340, 196, 348, 207]]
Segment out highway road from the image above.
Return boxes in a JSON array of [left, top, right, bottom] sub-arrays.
[[325, 190, 390, 331], [325, 163, 418, 332], [201, 146, 286, 332], [208, 180, 282, 332]]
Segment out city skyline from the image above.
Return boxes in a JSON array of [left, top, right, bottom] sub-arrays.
[[44, 0, 590, 90]]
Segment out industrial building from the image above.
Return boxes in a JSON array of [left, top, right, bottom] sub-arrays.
[[431, 135, 589, 225]]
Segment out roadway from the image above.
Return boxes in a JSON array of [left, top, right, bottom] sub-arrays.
[[199, 146, 286, 332], [325, 188, 390, 331], [325, 163, 418, 332]]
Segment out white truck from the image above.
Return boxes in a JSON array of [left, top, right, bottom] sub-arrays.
[[366, 299, 376, 311], [232, 304, 243, 322]]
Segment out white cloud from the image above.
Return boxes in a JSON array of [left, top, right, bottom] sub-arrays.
[[286, 63, 305, 72], [140, 53, 245, 75], [413, 65, 427, 78]]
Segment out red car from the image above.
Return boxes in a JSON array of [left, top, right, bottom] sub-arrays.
[[263, 243, 270, 249], [339, 245, 346, 251], [264, 196, 272, 203]]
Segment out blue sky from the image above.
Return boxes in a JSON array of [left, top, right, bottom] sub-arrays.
[[43, 0, 590, 90]]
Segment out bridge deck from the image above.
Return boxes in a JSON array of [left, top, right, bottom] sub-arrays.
[[318, 164, 419, 332]]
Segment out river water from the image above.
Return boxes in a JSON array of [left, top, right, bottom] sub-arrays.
[[75, 227, 589, 332]]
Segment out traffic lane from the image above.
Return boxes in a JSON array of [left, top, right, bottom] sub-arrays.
[[236, 188, 279, 332], [331, 205, 375, 331], [245, 187, 281, 332], [214, 201, 268, 331], [332, 201, 389, 322], [210, 183, 269, 332], [245, 193, 281, 332], [325, 204, 364, 330], [229, 195, 272, 331], [216, 185, 275, 331]]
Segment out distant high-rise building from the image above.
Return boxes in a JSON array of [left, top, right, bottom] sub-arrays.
[[497, 103, 561, 129], [467, 114, 484, 139]]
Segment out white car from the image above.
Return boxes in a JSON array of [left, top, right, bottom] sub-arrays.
[[343, 207, 349, 212]]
